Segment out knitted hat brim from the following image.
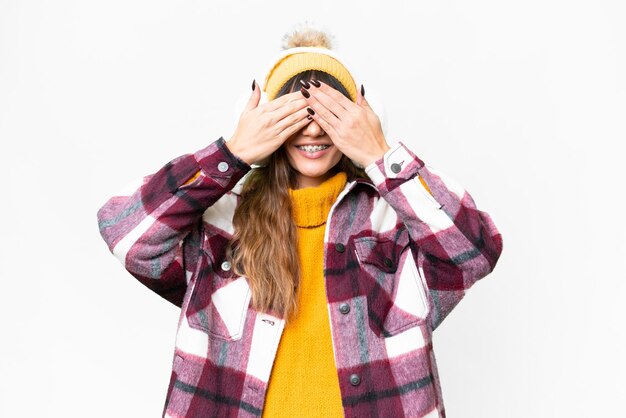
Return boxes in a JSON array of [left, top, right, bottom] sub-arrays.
[[262, 47, 358, 102]]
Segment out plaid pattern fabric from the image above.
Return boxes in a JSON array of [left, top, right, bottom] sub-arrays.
[[97, 137, 502, 418]]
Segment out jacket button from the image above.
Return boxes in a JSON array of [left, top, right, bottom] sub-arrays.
[[349, 374, 361, 386], [335, 243, 345, 253], [390, 163, 402, 174], [339, 303, 350, 314], [383, 258, 393, 269], [217, 161, 229, 172], [221, 261, 231, 271]]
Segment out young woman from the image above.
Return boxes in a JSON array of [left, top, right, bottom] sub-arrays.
[[97, 28, 502, 418]]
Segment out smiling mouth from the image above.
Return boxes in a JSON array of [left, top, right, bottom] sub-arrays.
[[296, 144, 331, 153]]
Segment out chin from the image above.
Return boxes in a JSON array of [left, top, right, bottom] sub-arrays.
[[298, 167, 335, 179], [290, 158, 343, 188]]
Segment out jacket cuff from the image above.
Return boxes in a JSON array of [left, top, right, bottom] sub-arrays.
[[193, 137, 251, 188], [365, 141, 426, 194]]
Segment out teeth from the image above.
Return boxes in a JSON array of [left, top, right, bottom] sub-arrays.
[[297, 144, 330, 152]]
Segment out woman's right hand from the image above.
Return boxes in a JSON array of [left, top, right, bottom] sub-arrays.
[[225, 81, 311, 165]]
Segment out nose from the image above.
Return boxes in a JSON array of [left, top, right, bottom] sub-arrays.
[[302, 119, 325, 137]]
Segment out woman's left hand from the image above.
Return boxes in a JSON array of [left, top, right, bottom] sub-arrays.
[[301, 81, 390, 168]]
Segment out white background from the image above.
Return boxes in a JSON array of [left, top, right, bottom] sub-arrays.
[[1, 0, 624, 417]]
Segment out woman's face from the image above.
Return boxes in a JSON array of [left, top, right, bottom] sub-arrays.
[[283, 118, 344, 189]]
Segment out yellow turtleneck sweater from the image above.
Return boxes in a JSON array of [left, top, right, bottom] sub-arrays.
[[262, 172, 347, 418]]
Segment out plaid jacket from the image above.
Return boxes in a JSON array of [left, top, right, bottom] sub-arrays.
[[97, 137, 502, 418]]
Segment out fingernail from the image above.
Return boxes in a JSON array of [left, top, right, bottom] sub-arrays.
[[300, 87, 311, 98], [307, 115, 313, 120], [252, 79, 256, 91], [361, 84, 365, 97], [310, 79, 321, 87], [299, 79, 311, 89], [306, 107, 315, 116]]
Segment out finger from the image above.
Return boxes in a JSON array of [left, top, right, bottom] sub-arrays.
[[357, 84, 373, 110], [276, 109, 314, 142], [274, 106, 310, 132], [356, 83, 365, 106], [244, 79, 261, 112], [303, 91, 341, 131], [306, 106, 338, 140], [267, 96, 308, 122], [302, 86, 349, 121], [264, 91, 306, 112], [309, 80, 354, 112]]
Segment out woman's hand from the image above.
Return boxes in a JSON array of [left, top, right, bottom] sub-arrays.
[[226, 81, 312, 165], [300, 81, 390, 168]]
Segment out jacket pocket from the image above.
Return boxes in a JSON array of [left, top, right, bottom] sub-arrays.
[[354, 230, 429, 338], [185, 250, 251, 342]]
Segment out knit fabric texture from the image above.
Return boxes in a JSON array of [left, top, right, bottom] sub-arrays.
[[263, 51, 357, 102], [262, 171, 347, 417]]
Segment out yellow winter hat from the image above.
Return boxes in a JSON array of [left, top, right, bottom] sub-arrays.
[[262, 26, 358, 102]]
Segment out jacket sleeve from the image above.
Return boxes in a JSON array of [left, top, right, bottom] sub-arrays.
[[96, 137, 251, 307], [365, 142, 503, 330]]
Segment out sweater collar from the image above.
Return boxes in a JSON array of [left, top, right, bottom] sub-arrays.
[[288, 172, 348, 228]]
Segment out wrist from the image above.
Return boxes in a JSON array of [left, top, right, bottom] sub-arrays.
[[225, 138, 254, 165], [361, 142, 391, 167]]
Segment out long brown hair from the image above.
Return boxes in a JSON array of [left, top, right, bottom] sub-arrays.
[[229, 70, 367, 320]]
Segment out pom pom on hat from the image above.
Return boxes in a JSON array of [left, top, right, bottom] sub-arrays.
[[281, 23, 334, 50]]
